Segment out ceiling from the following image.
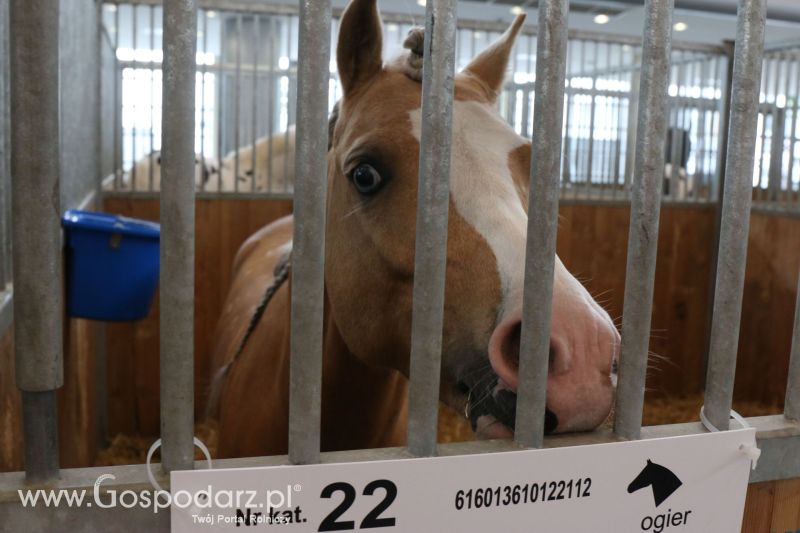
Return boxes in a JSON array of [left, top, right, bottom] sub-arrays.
[[315, 0, 800, 46]]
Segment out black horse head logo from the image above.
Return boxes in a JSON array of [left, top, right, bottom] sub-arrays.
[[628, 459, 683, 507]]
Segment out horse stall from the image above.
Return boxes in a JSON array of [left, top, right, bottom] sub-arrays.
[[0, 0, 799, 531]]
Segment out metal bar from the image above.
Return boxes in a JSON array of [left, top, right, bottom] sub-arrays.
[[114, 4, 122, 189], [0, 0, 9, 288], [21, 391, 59, 482], [0, 415, 799, 511], [234, 13, 242, 193], [149, 4, 156, 192], [612, 0, 675, 441], [216, 16, 225, 193], [288, 0, 331, 465], [10, 0, 63, 482], [756, 57, 774, 199], [283, 16, 293, 194], [406, 0, 457, 458], [199, 10, 208, 192], [786, 272, 800, 420], [159, 0, 198, 472], [515, 0, 569, 448], [788, 59, 800, 204], [703, 0, 766, 431], [131, 5, 138, 190], [267, 16, 276, 193], [251, 14, 259, 194]]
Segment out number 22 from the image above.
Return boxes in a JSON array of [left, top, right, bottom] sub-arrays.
[[318, 479, 398, 531]]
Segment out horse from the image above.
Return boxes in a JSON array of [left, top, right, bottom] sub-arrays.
[[218, 125, 296, 193], [104, 125, 296, 193], [208, 0, 621, 459]]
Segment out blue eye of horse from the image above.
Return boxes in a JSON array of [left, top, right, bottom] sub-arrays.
[[351, 163, 383, 195]]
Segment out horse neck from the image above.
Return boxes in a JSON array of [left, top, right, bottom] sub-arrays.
[[319, 286, 409, 450]]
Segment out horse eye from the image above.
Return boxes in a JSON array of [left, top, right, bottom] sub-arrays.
[[350, 163, 383, 195]]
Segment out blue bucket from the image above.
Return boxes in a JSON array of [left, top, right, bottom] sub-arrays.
[[62, 209, 160, 321]]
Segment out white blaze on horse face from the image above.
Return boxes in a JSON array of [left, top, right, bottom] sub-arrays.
[[409, 100, 529, 322]]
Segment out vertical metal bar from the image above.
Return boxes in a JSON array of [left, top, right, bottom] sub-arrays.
[[0, 0, 9, 288], [199, 11, 208, 192], [586, 42, 600, 197], [562, 41, 573, 189], [612, 0, 674, 441], [703, 0, 766, 431], [779, 52, 792, 204], [288, 0, 331, 465], [216, 15, 225, 193], [785, 272, 800, 420], [787, 59, 800, 203], [160, 0, 197, 473], [624, 49, 642, 196], [267, 16, 276, 194], [283, 16, 293, 194], [251, 14, 259, 194], [515, 0, 569, 448], [149, 4, 156, 192], [131, 6, 138, 190], [10, 0, 63, 482], [756, 56, 773, 199], [114, 5, 122, 189], [234, 14, 242, 193], [406, 0, 457, 458]]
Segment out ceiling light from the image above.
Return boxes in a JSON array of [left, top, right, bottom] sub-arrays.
[[593, 13, 610, 25], [673, 21, 688, 32], [417, 0, 426, 6], [510, 6, 525, 16], [206, 10, 217, 18]]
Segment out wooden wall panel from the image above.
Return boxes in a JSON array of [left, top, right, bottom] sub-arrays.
[[0, 330, 23, 472], [742, 479, 800, 533], [735, 214, 800, 407], [101, 198, 293, 437], [556, 204, 716, 398], [0, 317, 97, 472]]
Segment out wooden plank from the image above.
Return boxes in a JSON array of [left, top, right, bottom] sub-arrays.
[[58, 318, 97, 468], [741, 481, 776, 533], [770, 478, 800, 533], [0, 330, 22, 472]]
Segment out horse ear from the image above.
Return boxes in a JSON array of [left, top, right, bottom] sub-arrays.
[[337, 0, 383, 97], [460, 14, 526, 102]]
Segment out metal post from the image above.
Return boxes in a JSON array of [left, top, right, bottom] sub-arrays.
[[786, 272, 800, 420], [288, 0, 331, 465], [0, 0, 9, 289], [703, 0, 766, 431], [407, 0, 457, 458], [10, 0, 63, 482], [160, 0, 197, 473], [612, 0, 674, 441], [515, 0, 569, 449]]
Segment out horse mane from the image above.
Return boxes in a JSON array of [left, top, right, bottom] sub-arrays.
[[386, 26, 425, 81]]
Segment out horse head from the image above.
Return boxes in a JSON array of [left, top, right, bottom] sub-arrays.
[[325, 0, 620, 438]]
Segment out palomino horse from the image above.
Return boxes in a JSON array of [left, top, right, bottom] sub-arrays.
[[105, 127, 296, 193], [209, 0, 620, 458]]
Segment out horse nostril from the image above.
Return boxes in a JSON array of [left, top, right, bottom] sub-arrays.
[[544, 408, 558, 434]]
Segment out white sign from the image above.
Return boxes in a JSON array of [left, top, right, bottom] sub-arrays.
[[171, 428, 755, 532]]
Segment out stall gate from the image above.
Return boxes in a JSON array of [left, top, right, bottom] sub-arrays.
[[0, 0, 799, 529]]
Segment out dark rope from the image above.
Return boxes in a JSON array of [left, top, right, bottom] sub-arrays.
[[228, 251, 292, 368]]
